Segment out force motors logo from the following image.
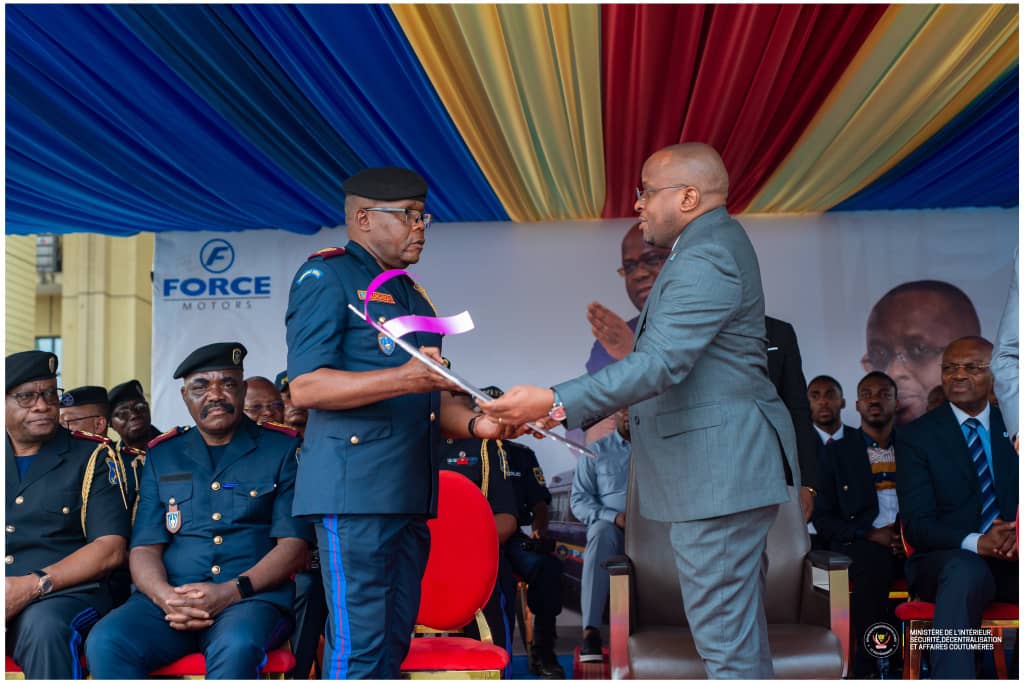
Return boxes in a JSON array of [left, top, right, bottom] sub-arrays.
[[162, 239, 272, 312]]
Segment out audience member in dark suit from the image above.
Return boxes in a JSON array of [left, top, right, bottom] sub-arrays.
[[814, 371, 905, 678], [766, 316, 819, 521], [807, 375, 855, 550], [896, 336, 1019, 679]]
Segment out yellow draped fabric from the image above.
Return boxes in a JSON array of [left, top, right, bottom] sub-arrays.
[[747, 4, 1018, 214], [393, 4, 604, 222]]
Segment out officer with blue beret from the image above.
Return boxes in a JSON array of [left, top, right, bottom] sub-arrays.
[[5, 350, 131, 679], [285, 166, 516, 678], [86, 342, 311, 679]]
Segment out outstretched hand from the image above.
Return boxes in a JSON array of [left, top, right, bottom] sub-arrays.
[[480, 386, 555, 426], [587, 303, 633, 360]]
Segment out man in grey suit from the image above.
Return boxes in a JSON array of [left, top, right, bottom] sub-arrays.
[[992, 248, 1018, 450], [484, 143, 797, 678]]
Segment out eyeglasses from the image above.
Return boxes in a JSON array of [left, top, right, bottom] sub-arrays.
[[364, 207, 432, 229], [618, 253, 668, 277], [8, 387, 63, 408], [635, 183, 692, 203], [112, 401, 149, 421], [940, 362, 991, 376], [245, 401, 285, 414], [862, 345, 945, 371], [60, 414, 103, 429]]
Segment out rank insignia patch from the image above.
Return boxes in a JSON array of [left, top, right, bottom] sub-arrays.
[[378, 333, 396, 355], [533, 466, 546, 486], [357, 290, 396, 304], [166, 499, 182, 534]]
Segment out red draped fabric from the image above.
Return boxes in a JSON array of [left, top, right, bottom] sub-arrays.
[[600, 4, 887, 217]]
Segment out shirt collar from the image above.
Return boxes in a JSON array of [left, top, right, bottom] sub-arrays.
[[814, 423, 843, 444], [949, 401, 991, 432]]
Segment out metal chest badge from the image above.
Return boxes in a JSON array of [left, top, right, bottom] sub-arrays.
[[165, 497, 182, 534], [378, 332, 396, 356]]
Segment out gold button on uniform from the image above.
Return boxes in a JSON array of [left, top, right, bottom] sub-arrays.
[[842, 485, 849, 491], [212, 512, 222, 521], [429, 411, 436, 422], [378, 316, 387, 324], [213, 536, 223, 545], [211, 482, 221, 491], [5, 555, 13, 565], [169, 497, 176, 505], [14, 496, 24, 505], [350, 436, 359, 445], [6, 525, 14, 533], [249, 490, 258, 498], [211, 565, 221, 575], [61, 507, 70, 515]]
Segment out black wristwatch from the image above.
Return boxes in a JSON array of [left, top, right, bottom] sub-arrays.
[[235, 575, 255, 599]]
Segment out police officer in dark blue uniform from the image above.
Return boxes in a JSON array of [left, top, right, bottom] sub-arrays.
[[5, 351, 131, 679], [439, 436, 521, 657], [285, 167, 513, 679], [481, 387, 566, 678], [86, 342, 311, 679], [58, 386, 111, 436], [107, 379, 162, 511]]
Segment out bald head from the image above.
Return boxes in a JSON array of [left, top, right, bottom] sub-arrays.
[[244, 376, 284, 425], [647, 143, 729, 204]]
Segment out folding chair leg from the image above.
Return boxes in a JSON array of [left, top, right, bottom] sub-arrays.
[[904, 621, 923, 680]]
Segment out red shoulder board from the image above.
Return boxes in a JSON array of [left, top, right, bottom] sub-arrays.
[[147, 426, 187, 449], [261, 421, 300, 438], [307, 246, 346, 261], [123, 445, 146, 458], [72, 430, 112, 445]]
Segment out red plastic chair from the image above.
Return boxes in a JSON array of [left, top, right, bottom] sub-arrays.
[[149, 647, 295, 679], [5, 656, 24, 680], [400, 470, 510, 679], [895, 524, 1018, 679]]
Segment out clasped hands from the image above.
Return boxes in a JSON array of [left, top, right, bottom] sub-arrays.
[[156, 582, 239, 630]]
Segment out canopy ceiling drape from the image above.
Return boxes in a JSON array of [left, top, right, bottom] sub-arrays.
[[5, 3, 1018, 236]]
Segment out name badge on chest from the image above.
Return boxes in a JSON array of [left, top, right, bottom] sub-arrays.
[[166, 498, 182, 534]]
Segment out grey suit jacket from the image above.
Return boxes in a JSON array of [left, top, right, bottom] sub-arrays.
[[992, 248, 1018, 438], [556, 207, 797, 522]]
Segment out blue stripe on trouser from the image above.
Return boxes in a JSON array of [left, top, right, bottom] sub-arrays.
[[68, 607, 99, 679], [323, 515, 350, 679]]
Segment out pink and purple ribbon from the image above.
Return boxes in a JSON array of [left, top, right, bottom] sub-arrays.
[[364, 269, 475, 339]]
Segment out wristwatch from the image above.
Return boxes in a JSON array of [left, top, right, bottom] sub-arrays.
[[235, 575, 255, 599], [31, 570, 53, 597], [548, 390, 567, 423]]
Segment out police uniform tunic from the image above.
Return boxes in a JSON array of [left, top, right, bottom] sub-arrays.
[[5, 428, 131, 680], [285, 241, 442, 679], [84, 418, 310, 679], [502, 442, 563, 647]]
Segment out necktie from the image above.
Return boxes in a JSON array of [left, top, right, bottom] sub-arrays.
[[963, 418, 998, 533], [825, 437, 835, 446]]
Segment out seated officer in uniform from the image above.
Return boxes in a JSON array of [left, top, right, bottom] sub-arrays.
[[59, 386, 111, 436], [108, 379, 162, 507], [275, 371, 308, 436], [481, 388, 566, 679], [243, 377, 285, 425], [86, 342, 311, 679], [439, 432, 521, 657], [5, 351, 131, 679]]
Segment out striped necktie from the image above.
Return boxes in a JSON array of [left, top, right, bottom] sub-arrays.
[[963, 417, 998, 533]]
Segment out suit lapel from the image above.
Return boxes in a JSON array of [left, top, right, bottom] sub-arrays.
[[211, 419, 257, 478], [936, 404, 981, 491], [16, 428, 69, 493]]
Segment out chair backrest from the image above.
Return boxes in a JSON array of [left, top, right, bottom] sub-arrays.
[[625, 460, 809, 628], [415, 470, 500, 631]]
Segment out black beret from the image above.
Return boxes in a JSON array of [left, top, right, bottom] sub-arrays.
[[342, 166, 428, 201], [6, 350, 58, 392], [61, 385, 109, 407], [480, 386, 505, 400], [108, 379, 147, 409], [173, 342, 247, 380], [274, 370, 289, 392]]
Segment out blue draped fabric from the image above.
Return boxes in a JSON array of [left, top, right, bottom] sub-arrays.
[[6, 4, 506, 236], [833, 66, 1019, 212]]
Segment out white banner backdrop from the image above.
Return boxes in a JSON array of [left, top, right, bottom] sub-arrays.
[[153, 207, 1018, 477]]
